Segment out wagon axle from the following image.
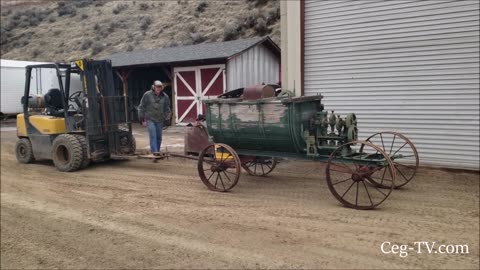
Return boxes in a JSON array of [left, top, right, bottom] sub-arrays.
[[209, 163, 231, 173], [351, 172, 367, 182]]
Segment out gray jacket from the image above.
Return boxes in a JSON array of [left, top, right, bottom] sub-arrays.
[[137, 90, 171, 123]]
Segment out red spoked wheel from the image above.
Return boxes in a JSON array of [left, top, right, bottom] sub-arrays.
[[241, 157, 277, 176], [198, 143, 241, 192], [362, 131, 419, 189], [326, 141, 396, 210]]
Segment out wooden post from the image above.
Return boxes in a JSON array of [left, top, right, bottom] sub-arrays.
[[169, 65, 175, 127], [115, 69, 132, 131]]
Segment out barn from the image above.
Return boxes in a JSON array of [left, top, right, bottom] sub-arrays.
[[107, 36, 280, 124], [280, 1, 480, 170]]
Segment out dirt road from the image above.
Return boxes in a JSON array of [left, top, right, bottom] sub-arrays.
[[1, 124, 479, 269]]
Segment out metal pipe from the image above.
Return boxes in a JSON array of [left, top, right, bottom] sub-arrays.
[[168, 153, 200, 161]]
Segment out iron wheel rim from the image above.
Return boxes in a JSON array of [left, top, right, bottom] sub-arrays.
[[326, 141, 396, 210], [198, 143, 241, 192], [362, 131, 419, 188], [241, 157, 277, 176]]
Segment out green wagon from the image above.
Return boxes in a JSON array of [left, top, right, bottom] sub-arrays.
[[195, 85, 419, 210]]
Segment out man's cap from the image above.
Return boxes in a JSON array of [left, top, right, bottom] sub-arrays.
[[154, 80, 163, 86]]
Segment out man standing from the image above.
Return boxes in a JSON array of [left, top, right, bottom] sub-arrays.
[[138, 80, 171, 154]]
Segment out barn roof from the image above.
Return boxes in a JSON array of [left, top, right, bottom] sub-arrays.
[[107, 36, 280, 68]]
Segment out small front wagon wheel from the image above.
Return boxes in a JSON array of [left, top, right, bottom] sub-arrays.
[[198, 143, 241, 192], [241, 157, 277, 176], [326, 141, 396, 210]]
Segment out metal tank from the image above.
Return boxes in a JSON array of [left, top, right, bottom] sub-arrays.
[[204, 95, 323, 156], [203, 85, 360, 159]]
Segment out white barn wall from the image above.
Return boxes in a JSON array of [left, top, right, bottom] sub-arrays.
[[303, 0, 480, 169], [227, 44, 280, 90]]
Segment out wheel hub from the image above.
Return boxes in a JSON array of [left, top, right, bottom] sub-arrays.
[[351, 173, 364, 182], [352, 166, 376, 182], [210, 164, 225, 172]]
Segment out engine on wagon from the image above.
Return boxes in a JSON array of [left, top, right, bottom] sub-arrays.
[[304, 109, 358, 157]]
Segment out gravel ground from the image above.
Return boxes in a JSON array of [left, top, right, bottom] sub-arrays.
[[1, 122, 479, 269]]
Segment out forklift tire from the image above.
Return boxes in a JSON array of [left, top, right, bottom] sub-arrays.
[[124, 134, 136, 154], [73, 134, 90, 169], [119, 128, 136, 154], [51, 134, 84, 172], [15, 138, 35, 164]]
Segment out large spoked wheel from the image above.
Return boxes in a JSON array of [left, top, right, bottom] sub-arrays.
[[362, 131, 419, 189], [326, 141, 396, 210], [198, 143, 241, 192], [241, 157, 277, 176]]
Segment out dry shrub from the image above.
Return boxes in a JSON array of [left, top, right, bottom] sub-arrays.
[[81, 39, 93, 50], [139, 16, 152, 31], [139, 3, 149, 11], [112, 3, 128, 14], [190, 32, 206, 44], [91, 42, 104, 55], [254, 17, 268, 35], [195, 1, 208, 13], [32, 48, 41, 58], [73, 0, 94, 8], [246, 0, 270, 8], [57, 2, 77, 17], [223, 21, 241, 41]]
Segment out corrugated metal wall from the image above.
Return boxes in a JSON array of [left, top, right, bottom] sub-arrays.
[[227, 44, 280, 90], [303, 0, 480, 169]]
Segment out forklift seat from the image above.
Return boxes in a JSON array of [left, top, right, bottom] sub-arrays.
[[44, 88, 64, 110], [44, 88, 71, 117]]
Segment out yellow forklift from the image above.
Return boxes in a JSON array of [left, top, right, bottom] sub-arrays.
[[15, 59, 135, 171]]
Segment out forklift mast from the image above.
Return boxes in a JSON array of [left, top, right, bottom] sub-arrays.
[[75, 59, 131, 159]]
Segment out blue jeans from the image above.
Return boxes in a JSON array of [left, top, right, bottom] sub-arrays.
[[146, 120, 163, 153]]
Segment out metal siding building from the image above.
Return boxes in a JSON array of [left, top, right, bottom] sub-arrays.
[[302, 0, 479, 169], [227, 44, 280, 90]]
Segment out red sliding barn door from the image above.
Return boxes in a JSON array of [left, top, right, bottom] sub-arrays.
[[174, 64, 225, 124]]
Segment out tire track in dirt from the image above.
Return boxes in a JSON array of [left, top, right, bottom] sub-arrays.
[[1, 193, 306, 269], [1, 128, 479, 269]]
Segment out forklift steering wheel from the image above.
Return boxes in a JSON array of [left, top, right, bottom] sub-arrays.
[[69, 91, 83, 101]]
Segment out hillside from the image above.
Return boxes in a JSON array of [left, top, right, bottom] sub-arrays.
[[0, 0, 280, 62]]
